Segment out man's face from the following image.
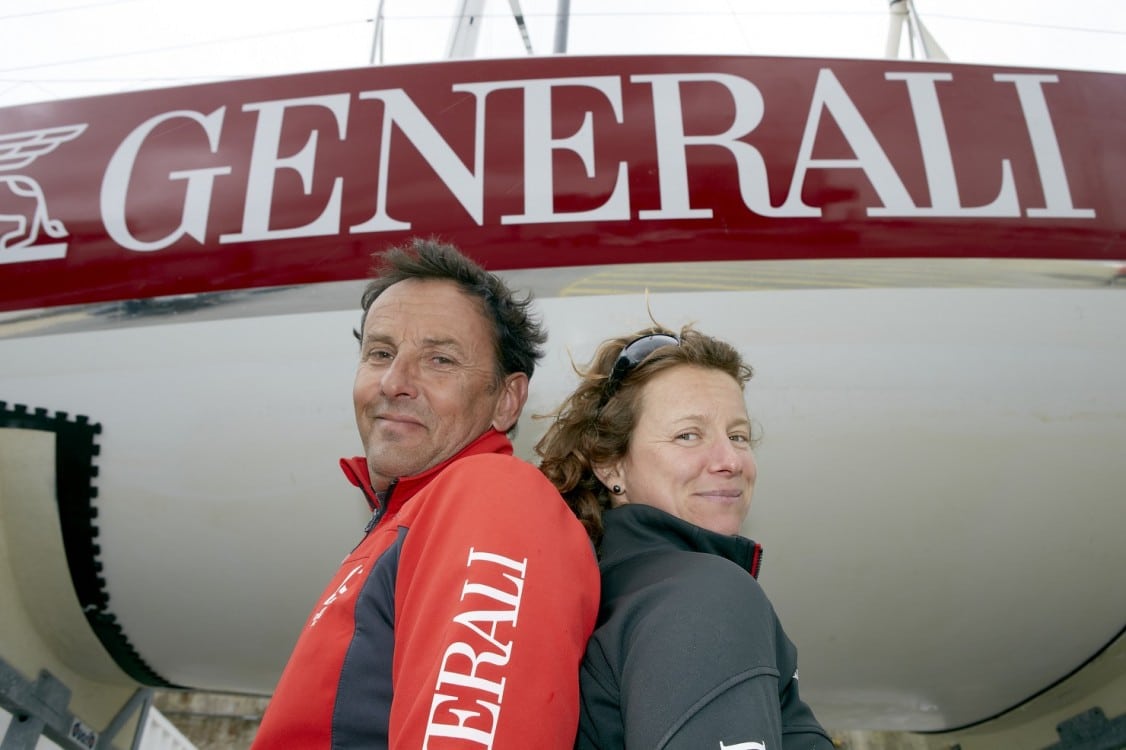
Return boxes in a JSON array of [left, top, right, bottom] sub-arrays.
[[353, 278, 526, 491]]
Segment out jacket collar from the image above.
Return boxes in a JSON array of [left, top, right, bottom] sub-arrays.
[[599, 504, 763, 579], [339, 429, 513, 517]]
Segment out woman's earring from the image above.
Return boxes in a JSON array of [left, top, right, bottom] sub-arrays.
[[612, 485, 623, 495]]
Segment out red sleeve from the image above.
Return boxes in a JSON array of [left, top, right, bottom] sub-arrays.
[[388, 453, 600, 749]]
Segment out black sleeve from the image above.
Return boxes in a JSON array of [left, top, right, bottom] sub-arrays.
[[613, 556, 816, 750], [777, 629, 836, 750]]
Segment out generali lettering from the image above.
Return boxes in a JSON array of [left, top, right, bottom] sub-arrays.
[[94, 67, 1092, 253]]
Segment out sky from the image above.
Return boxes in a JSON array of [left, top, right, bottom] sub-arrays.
[[0, 0, 1123, 109]]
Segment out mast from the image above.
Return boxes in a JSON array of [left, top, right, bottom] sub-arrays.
[[553, 0, 571, 54], [446, 0, 486, 58], [886, 0, 948, 61], [369, 0, 386, 64], [509, 0, 535, 54]]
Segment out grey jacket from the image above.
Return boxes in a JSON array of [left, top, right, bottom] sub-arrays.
[[576, 503, 834, 750]]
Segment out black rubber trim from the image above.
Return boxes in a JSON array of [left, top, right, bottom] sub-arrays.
[[921, 625, 1126, 735], [0, 400, 176, 687]]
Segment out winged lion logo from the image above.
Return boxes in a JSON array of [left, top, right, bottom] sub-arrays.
[[0, 124, 88, 264]]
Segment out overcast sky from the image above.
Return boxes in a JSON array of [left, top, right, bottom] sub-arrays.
[[0, 0, 1123, 109]]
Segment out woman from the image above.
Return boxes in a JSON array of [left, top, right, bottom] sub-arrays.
[[537, 325, 834, 750]]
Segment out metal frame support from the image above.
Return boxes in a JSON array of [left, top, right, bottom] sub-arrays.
[[98, 688, 153, 750], [1, 659, 88, 749], [1044, 706, 1126, 750], [0, 656, 149, 750]]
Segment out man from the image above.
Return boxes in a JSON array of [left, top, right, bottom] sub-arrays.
[[252, 238, 600, 748]]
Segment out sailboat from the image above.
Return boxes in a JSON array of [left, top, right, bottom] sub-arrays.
[[1, 2, 1123, 747]]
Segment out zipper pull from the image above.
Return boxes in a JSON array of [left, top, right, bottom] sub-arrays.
[[363, 479, 394, 534]]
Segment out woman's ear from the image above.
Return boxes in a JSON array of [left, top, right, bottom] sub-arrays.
[[593, 463, 627, 505], [592, 463, 616, 489]]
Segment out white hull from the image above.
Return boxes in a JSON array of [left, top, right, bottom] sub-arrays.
[[3, 259, 1124, 737]]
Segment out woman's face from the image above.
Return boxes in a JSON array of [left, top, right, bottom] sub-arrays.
[[604, 365, 756, 536]]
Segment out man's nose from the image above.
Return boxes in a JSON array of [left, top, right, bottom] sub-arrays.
[[379, 354, 419, 398]]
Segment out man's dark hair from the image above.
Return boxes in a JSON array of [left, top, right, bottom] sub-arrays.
[[356, 237, 546, 380]]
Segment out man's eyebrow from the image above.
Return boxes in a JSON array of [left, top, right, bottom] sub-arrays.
[[360, 334, 467, 354], [420, 336, 466, 352], [361, 333, 394, 346]]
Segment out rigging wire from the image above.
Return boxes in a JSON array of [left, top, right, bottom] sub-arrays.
[[0, 1, 1122, 100]]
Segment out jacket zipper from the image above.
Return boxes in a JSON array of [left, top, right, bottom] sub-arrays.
[[363, 478, 396, 533]]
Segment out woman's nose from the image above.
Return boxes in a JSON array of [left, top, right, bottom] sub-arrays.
[[710, 437, 743, 474]]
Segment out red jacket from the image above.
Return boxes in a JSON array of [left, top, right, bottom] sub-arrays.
[[253, 430, 600, 748]]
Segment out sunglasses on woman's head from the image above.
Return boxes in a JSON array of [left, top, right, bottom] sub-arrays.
[[600, 333, 680, 406]]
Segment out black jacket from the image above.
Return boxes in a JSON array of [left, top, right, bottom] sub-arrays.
[[576, 504, 834, 750]]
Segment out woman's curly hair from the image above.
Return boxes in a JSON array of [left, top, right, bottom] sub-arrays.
[[535, 323, 753, 547]]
